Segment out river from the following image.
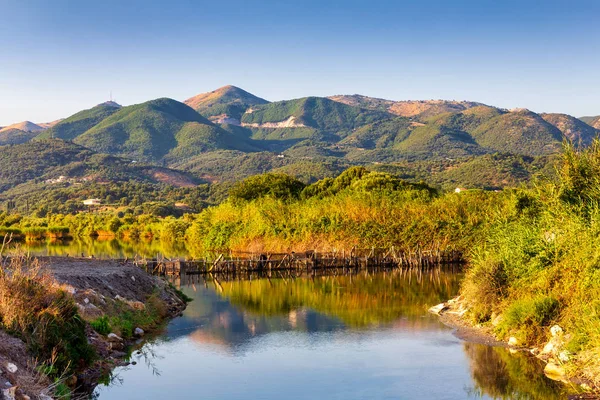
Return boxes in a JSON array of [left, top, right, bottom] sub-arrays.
[[94, 269, 572, 399], [19, 239, 574, 399]]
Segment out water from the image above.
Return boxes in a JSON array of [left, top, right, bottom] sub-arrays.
[[14, 237, 191, 259], [93, 269, 573, 400]]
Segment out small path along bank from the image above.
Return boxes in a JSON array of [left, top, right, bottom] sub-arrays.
[[0, 256, 188, 400]]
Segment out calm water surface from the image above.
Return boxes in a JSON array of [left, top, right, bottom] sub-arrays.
[[89, 268, 573, 400]]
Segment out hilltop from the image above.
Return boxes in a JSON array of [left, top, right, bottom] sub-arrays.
[[38, 102, 123, 141], [184, 85, 269, 123], [581, 115, 600, 130], [328, 95, 486, 118], [72, 98, 262, 163], [0, 121, 44, 133]]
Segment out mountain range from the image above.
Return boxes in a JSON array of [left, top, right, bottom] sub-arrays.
[[0, 85, 598, 202]]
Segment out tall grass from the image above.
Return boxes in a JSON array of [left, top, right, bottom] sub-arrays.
[[461, 139, 600, 385], [0, 256, 94, 376]]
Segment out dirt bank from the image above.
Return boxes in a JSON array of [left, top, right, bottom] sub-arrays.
[[0, 256, 188, 399]]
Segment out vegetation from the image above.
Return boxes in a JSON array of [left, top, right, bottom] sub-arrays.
[[460, 139, 600, 387], [184, 85, 269, 120], [0, 257, 94, 376], [37, 103, 121, 141]]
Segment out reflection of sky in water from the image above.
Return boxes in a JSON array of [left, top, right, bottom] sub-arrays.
[[95, 273, 571, 400]]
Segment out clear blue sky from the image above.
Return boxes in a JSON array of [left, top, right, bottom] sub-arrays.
[[1, 0, 599, 125]]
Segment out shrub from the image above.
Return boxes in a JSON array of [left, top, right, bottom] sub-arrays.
[[0, 257, 95, 375], [90, 316, 111, 336]]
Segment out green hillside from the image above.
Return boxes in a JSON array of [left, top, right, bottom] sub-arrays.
[[0, 129, 40, 145], [394, 107, 502, 158], [0, 139, 199, 192], [541, 113, 599, 146], [73, 98, 261, 163], [339, 117, 413, 149], [241, 97, 391, 136], [184, 85, 269, 121], [471, 110, 563, 155], [38, 102, 121, 141]]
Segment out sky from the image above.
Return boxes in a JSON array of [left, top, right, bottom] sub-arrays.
[[0, 0, 599, 125]]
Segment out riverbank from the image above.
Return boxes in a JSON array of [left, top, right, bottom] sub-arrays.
[[430, 297, 598, 396], [0, 256, 188, 399]]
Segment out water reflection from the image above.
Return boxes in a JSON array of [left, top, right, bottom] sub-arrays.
[[17, 237, 190, 259], [95, 269, 572, 399]]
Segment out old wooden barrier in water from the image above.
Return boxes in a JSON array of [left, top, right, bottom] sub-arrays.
[[133, 248, 464, 277]]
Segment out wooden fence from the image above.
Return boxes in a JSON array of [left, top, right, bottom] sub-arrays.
[[132, 247, 464, 277]]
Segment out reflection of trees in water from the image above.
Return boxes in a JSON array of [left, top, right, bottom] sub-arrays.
[[215, 268, 462, 329], [20, 237, 190, 259], [463, 343, 572, 399]]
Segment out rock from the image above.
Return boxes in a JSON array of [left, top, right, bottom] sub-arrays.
[[428, 303, 448, 315], [107, 333, 123, 342], [542, 341, 555, 354], [115, 295, 127, 302], [6, 363, 17, 374], [530, 347, 539, 355], [492, 314, 503, 327], [84, 298, 90, 304], [550, 325, 563, 337], [131, 276, 136, 282], [22, 395, 31, 400], [508, 337, 519, 346], [134, 328, 145, 337], [109, 342, 125, 351], [2, 387, 16, 400], [544, 362, 566, 381], [558, 350, 571, 362]]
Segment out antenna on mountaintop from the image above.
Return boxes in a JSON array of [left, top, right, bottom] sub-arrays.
[[110, 91, 113, 102]]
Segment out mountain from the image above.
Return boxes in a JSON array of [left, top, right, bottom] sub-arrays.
[[37, 119, 63, 129], [0, 129, 40, 145], [540, 113, 599, 146], [184, 85, 269, 123], [581, 115, 600, 130], [72, 98, 261, 163], [37, 102, 122, 141], [0, 121, 44, 133], [4, 86, 598, 192], [328, 95, 485, 119], [0, 139, 199, 193], [0, 121, 45, 145], [393, 107, 567, 158], [470, 109, 564, 155], [241, 97, 391, 142]]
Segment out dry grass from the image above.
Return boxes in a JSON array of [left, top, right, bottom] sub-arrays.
[[0, 254, 94, 376]]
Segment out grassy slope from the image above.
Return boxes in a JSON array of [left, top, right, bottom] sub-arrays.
[[74, 98, 261, 163], [472, 110, 564, 155], [0, 129, 40, 145], [37, 104, 121, 141], [0, 139, 199, 192], [241, 97, 391, 136], [540, 113, 599, 147]]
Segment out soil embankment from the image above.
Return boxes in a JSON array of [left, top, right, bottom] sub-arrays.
[[0, 257, 187, 399]]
